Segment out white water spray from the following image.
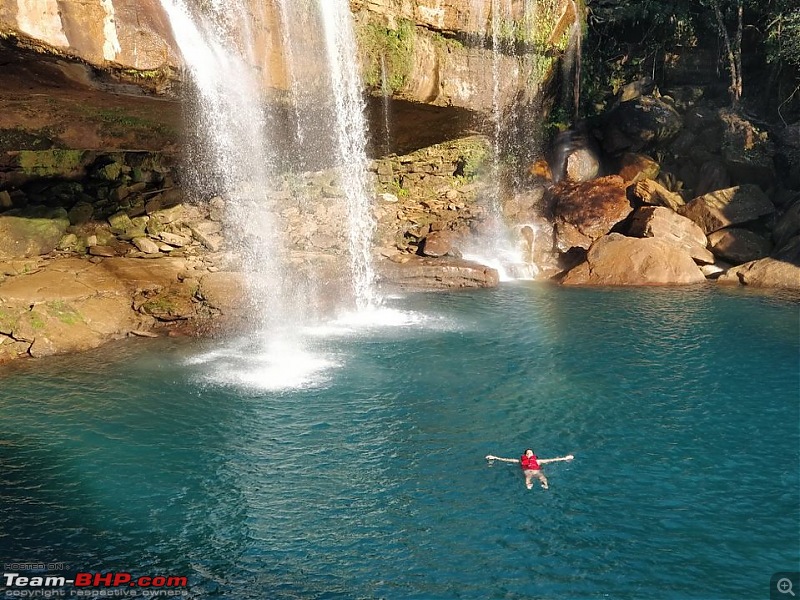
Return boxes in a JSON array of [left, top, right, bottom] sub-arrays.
[[160, 0, 289, 330], [380, 54, 392, 155], [317, 0, 379, 311]]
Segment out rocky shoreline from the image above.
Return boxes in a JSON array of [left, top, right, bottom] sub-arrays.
[[1, 90, 799, 363]]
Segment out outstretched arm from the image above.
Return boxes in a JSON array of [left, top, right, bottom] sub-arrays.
[[485, 455, 519, 463], [538, 455, 574, 465]]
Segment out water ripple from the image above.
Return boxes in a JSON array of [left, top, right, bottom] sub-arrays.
[[0, 284, 797, 599]]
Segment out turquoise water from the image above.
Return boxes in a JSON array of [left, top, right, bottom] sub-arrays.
[[1, 283, 798, 599]]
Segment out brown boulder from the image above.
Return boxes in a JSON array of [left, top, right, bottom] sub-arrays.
[[694, 160, 731, 197], [707, 228, 772, 264], [718, 236, 800, 289], [679, 185, 774, 234], [0, 206, 70, 258], [628, 206, 714, 264], [561, 233, 707, 286], [564, 147, 600, 182], [197, 271, 246, 314], [421, 231, 453, 257], [773, 198, 800, 249], [631, 178, 685, 211], [551, 175, 633, 252]]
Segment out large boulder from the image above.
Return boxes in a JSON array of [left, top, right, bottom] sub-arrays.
[[0, 256, 195, 361], [0, 206, 70, 258], [718, 235, 800, 289], [707, 228, 772, 264], [719, 109, 777, 189], [561, 233, 707, 286], [679, 185, 774, 234], [627, 206, 714, 264], [599, 96, 683, 155], [549, 127, 600, 183], [551, 175, 633, 252]]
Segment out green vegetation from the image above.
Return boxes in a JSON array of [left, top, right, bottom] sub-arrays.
[[453, 141, 490, 181], [94, 108, 174, 138], [358, 19, 416, 92], [141, 295, 177, 316], [0, 127, 59, 151], [582, 0, 800, 118], [28, 310, 45, 331], [45, 300, 83, 326], [379, 177, 409, 199], [0, 308, 17, 334], [16, 149, 85, 176]]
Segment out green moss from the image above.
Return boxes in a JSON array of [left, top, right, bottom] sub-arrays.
[[0, 128, 58, 151], [141, 295, 176, 315], [453, 142, 490, 181], [28, 311, 46, 330], [16, 149, 85, 176], [358, 19, 416, 92], [75, 106, 176, 139], [45, 300, 83, 326], [120, 68, 163, 81], [0, 308, 17, 334]]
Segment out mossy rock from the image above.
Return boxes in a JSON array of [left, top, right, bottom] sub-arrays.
[[0, 207, 70, 258], [357, 19, 416, 92], [15, 149, 87, 177], [108, 211, 134, 234], [45, 300, 84, 326]]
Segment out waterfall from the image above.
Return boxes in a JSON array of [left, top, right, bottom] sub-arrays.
[[159, 0, 288, 332], [161, 0, 379, 319], [461, 0, 540, 280], [317, 0, 378, 311], [380, 54, 392, 155], [160, 0, 383, 388]]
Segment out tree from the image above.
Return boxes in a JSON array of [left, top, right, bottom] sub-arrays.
[[708, 0, 744, 106]]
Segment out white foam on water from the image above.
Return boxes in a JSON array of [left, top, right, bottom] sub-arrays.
[[304, 306, 459, 338], [186, 305, 460, 390], [186, 337, 338, 392]]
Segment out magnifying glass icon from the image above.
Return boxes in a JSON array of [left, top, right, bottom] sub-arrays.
[[777, 578, 796, 597]]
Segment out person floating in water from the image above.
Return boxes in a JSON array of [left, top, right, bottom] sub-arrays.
[[485, 449, 574, 490]]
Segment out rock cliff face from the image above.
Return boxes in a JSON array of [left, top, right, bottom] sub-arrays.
[[0, 0, 572, 112], [0, 0, 178, 69]]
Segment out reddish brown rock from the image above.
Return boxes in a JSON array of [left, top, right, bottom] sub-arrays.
[[551, 175, 633, 252], [561, 233, 707, 286], [718, 235, 800, 290], [421, 231, 454, 257], [618, 153, 660, 183], [379, 256, 499, 289]]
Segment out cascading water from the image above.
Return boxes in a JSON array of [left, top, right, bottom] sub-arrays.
[[380, 54, 392, 156], [160, 0, 384, 388], [463, 0, 537, 280], [160, 0, 331, 389], [159, 0, 286, 329], [317, 0, 379, 311]]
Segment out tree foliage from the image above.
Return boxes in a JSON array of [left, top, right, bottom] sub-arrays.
[[580, 0, 800, 118]]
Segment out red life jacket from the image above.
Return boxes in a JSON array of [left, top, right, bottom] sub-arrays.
[[520, 454, 541, 470]]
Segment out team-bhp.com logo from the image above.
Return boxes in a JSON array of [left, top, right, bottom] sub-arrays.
[[3, 571, 188, 597]]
